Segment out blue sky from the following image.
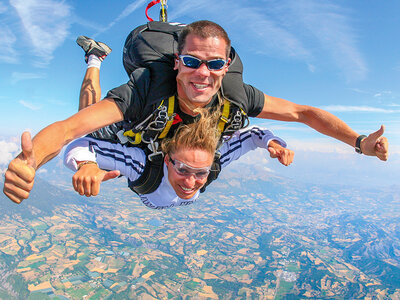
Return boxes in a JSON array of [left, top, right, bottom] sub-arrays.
[[0, 0, 399, 187]]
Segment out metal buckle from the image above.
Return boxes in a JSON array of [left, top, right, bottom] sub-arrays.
[[147, 140, 164, 162]]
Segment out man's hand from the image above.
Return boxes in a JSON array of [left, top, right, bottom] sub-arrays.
[[72, 163, 120, 197], [268, 140, 294, 166], [3, 132, 37, 204], [360, 125, 389, 161]]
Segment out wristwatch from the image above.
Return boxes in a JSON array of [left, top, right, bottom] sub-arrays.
[[355, 135, 367, 154]]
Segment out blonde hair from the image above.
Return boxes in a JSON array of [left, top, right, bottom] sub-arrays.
[[161, 108, 221, 156]]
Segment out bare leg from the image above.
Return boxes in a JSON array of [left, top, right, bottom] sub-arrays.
[[79, 66, 101, 110], [76, 36, 112, 111]]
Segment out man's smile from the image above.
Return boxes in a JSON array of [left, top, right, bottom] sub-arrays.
[[192, 83, 209, 90]]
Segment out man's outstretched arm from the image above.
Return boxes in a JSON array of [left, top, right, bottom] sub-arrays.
[[3, 98, 124, 203], [257, 94, 388, 161]]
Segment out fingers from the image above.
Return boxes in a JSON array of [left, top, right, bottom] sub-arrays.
[[72, 173, 101, 197], [3, 176, 34, 204], [3, 158, 35, 204], [268, 146, 294, 166], [71, 167, 117, 197], [375, 136, 389, 161], [3, 131, 37, 203], [278, 148, 294, 166], [361, 125, 389, 160], [268, 147, 278, 158]]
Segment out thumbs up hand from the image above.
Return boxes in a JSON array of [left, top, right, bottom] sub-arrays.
[[3, 132, 37, 203], [360, 125, 389, 161], [72, 162, 120, 197]]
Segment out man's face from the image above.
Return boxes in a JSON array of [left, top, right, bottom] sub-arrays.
[[165, 147, 213, 199], [174, 34, 230, 113]]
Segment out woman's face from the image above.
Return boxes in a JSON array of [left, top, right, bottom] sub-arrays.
[[165, 147, 214, 199]]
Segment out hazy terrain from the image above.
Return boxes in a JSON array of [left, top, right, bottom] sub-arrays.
[[0, 159, 399, 299]]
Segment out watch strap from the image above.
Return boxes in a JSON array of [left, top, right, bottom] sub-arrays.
[[355, 135, 367, 154]]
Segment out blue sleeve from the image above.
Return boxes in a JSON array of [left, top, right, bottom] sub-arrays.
[[64, 137, 147, 182], [218, 126, 287, 168]]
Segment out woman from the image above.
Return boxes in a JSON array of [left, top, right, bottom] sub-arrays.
[[64, 110, 293, 209]]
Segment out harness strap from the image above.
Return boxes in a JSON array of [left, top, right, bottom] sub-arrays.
[[122, 96, 175, 146], [200, 152, 221, 193], [129, 153, 164, 195], [122, 130, 142, 144], [218, 99, 231, 133], [158, 95, 175, 139]]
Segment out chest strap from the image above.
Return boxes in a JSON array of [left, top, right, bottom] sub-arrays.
[[120, 95, 176, 146]]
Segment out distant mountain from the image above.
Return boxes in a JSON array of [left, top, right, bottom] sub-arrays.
[[0, 176, 89, 219]]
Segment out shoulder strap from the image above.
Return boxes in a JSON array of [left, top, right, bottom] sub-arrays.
[[218, 99, 230, 133], [200, 153, 222, 193], [158, 95, 176, 139], [218, 98, 249, 138]]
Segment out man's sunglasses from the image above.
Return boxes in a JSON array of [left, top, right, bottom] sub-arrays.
[[169, 157, 211, 180], [178, 55, 228, 71]]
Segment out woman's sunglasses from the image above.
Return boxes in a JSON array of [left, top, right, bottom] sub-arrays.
[[169, 157, 211, 180]]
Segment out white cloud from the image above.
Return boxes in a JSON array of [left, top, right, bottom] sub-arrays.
[[280, 0, 366, 81], [0, 25, 18, 63], [47, 98, 68, 106], [289, 138, 351, 154], [94, 0, 148, 36], [168, 0, 365, 82], [37, 168, 48, 174], [374, 91, 392, 98], [391, 146, 400, 155], [321, 105, 400, 113], [349, 88, 369, 94], [11, 72, 45, 84], [19, 100, 41, 111], [0, 140, 19, 166], [388, 103, 400, 107], [10, 0, 72, 65], [169, 0, 310, 60]]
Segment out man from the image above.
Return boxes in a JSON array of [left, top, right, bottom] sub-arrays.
[[3, 20, 388, 204]]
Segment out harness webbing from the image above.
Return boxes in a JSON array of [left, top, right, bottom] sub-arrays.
[[158, 95, 175, 139], [122, 95, 175, 145], [218, 99, 231, 133], [123, 130, 142, 144]]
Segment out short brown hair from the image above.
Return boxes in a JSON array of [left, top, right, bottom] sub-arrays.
[[178, 20, 231, 59], [161, 108, 221, 156]]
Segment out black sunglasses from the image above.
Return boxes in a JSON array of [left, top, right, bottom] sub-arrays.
[[178, 55, 228, 71]]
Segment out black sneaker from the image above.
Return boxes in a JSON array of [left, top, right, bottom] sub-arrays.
[[76, 36, 112, 62]]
